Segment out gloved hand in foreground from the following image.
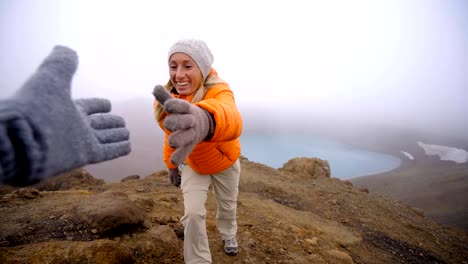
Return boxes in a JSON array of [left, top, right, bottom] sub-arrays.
[[153, 85, 214, 166], [168, 168, 181, 187], [0, 45, 131, 186]]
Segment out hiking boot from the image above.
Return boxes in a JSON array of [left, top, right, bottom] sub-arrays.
[[224, 238, 238, 256]]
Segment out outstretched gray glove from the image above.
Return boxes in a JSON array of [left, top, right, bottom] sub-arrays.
[[0, 45, 131, 186], [168, 168, 181, 187], [153, 85, 214, 166]]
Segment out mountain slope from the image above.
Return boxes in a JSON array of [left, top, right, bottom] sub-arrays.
[[350, 159, 468, 231], [1, 157, 467, 263]]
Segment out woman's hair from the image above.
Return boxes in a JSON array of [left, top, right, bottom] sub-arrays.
[[154, 72, 225, 122]]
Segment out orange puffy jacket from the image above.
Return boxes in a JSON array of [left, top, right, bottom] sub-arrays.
[[155, 72, 242, 175]]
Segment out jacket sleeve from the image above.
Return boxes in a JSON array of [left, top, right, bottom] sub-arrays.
[[195, 84, 242, 142]]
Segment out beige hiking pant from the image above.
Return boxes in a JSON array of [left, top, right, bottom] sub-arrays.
[[180, 159, 240, 264]]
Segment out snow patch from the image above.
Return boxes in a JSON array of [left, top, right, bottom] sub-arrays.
[[417, 141, 468, 163], [401, 151, 415, 160]]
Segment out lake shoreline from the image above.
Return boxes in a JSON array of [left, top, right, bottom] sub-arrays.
[[241, 133, 404, 180], [347, 154, 412, 181]]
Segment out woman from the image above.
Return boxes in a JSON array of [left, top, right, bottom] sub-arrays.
[[153, 39, 242, 263]]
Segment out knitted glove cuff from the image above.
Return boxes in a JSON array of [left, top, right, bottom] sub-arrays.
[[0, 102, 47, 186], [200, 108, 215, 141]]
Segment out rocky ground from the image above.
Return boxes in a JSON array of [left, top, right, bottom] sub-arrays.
[[1, 157, 467, 263]]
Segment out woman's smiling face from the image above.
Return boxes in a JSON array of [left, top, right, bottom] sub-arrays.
[[169, 53, 203, 96]]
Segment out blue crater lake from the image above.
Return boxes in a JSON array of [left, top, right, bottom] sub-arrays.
[[240, 133, 401, 179]]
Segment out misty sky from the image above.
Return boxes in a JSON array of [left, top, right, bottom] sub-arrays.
[[1, 0, 467, 138]]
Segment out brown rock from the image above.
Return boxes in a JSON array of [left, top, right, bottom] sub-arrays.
[[74, 190, 149, 237], [33, 169, 104, 191], [121, 175, 141, 182], [280, 157, 331, 178]]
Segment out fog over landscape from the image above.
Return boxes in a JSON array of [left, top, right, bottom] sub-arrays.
[[1, 0, 467, 143], [1, 0, 468, 234]]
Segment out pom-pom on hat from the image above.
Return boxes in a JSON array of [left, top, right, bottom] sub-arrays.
[[168, 39, 214, 80]]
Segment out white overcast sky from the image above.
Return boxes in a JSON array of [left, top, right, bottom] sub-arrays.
[[1, 0, 467, 137]]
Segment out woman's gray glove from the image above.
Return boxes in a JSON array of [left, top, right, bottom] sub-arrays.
[[0, 45, 131, 186], [168, 168, 181, 187], [153, 85, 214, 166]]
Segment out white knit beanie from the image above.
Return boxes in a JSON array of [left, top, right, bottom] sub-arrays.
[[168, 39, 214, 80]]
